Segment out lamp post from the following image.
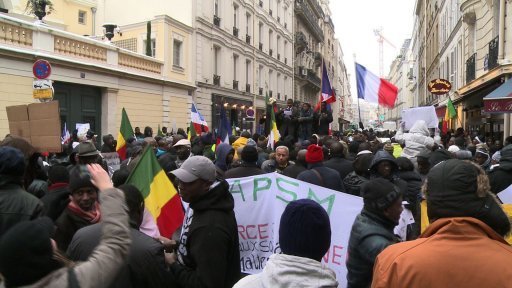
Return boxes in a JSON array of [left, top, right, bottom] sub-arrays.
[[102, 23, 119, 42]]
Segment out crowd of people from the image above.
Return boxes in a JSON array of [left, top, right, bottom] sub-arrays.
[[1, 114, 512, 287]]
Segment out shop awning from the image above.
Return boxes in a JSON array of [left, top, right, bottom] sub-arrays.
[[483, 78, 512, 113]]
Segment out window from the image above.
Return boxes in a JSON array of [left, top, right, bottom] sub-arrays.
[[246, 13, 251, 35], [233, 54, 238, 81], [259, 22, 264, 44], [143, 39, 156, 57], [173, 39, 183, 68], [78, 10, 86, 25], [269, 69, 273, 92], [233, 4, 239, 28], [214, 0, 220, 16], [246, 60, 251, 84], [214, 46, 220, 74]]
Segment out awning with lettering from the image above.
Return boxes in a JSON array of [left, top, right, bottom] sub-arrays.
[[483, 78, 512, 113]]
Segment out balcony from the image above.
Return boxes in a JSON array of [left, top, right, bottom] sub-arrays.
[[259, 0, 263, 7], [233, 80, 239, 90], [466, 53, 476, 84], [294, 0, 324, 42], [233, 27, 239, 37], [213, 15, 221, 27], [246, 84, 251, 93], [277, 53, 281, 61], [269, 9, 273, 16], [307, 69, 321, 89], [213, 74, 221, 86], [0, 14, 164, 77], [314, 51, 322, 66], [259, 42, 263, 51], [488, 36, 499, 71], [246, 34, 251, 44], [259, 87, 263, 95], [277, 16, 281, 23], [269, 49, 273, 57], [295, 31, 308, 54]]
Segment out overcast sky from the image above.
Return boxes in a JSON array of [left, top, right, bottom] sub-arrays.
[[329, 0, 416, 99]]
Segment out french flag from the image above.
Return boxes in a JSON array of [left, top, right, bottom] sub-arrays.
[[321, 62, 336, 104], [191, 103, 209, 134], [217, 104, 231, 144], [356, 63, 398, 108]]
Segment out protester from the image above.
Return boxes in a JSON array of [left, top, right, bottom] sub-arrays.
[[371, 159, 512, 288], [395, 157, 422, 239], [453, 137, 473, 160], [474, 144, 491, 171], [143, 126, 153, 138], [54, 165, 101, 251], [77, 141, 102, 165], [346, 178, 402, 288], [173, 139, 192, 168], [394, 120, 435, 167], [100, 134, 116, 153], [0, 164, 130, 288], [200, 132, 216, 161], [416, 148, 431, 181], [40, 165, 70, 221], [215, 143, 235, 179], [324, 142, 354, 180], [232, 131, 251, 160], [0, 146, 44, 236], [297, 144, 344, 191], [488, 144, 512, 194], [68, 184, 171, 288], [298, 103, 314, 142], [169, 156, 240, 288], [233, 199, 338, 288], [343, 152, 373, 196], [261, 146, 293, 173], [277, 99, 299, 140], [315, 102, 333, 135], [225, 145, 265, 178], [134, 127, 144, 139], [282, 149, 308, 179]]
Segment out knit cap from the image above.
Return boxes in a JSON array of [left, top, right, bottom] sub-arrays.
[[305, 144, 324, 163]]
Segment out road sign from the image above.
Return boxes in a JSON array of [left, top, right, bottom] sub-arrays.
[[33, 79, 52, 90], [33, 59, 52, 79], [33, 89, 53, 99], [246, 108, 255, 118]]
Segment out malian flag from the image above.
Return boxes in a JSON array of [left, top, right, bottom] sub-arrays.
[[355, 62, 398, 108], [126, 146, 184, 238], [116, 108, 134, 160]]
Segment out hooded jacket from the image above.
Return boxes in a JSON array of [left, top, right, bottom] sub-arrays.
[[170, 180, 240, 288], [488, 145, 512, 194], [0, 175, 44, 236], [371, 218, 512, 288], [394, 120, 434, 163], [215, 143, 234, 178], [370, 151, 409, 205], [233, 253, 338, 288], [346, 209, 399, 288]]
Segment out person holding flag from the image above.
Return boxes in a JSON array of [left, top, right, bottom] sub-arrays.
[[314, 61, 335, 136]]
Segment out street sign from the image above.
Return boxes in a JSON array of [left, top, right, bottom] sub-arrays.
[[33, 79, 52, 90], [427, 78, 452, 95], [33, 89, 53, 99], [33, 59, 52, 79], [246, 108, 255, 118]]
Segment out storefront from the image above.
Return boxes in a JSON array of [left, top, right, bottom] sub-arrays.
[[211, 94, 254, 134]]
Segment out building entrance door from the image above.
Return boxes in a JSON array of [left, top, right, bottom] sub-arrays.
[[53, 82, 102, 147]]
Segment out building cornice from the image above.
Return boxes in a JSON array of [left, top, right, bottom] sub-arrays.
[[457, 63, 512, 97]]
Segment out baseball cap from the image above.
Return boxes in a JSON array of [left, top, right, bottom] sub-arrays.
[[173, 139, 191, 147], [171, 156, 216, 183]]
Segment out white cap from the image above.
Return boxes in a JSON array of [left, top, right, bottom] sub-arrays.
[[173, 139, 191, 147], [447, 145, 460, 153]]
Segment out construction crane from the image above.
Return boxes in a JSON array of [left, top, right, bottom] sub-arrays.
[[374, 28, 396, 77]]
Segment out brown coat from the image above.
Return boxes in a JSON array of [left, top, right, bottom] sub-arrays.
[[371, 217, 512, 288]]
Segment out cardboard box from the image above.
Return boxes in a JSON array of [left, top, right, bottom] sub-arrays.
[[6, 101, 62, 153]]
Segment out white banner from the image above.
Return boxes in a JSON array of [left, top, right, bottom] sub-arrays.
[[401, 106, 439, 130], [227, 173, 363, 287]]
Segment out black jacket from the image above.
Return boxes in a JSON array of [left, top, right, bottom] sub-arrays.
[[297, 163, 345, 192], [0, 175, 44, 236], [343, 171, 369, 197], [40, 183, 70, 221], [68, 223, 172, 288], [314, 109, 333, 135], [224, 163, 265, 179], [282, 163, 307, 179], [54, 207, 96, 251], [170, 180, 240, 288], [277, 106, 299, 140], [324, 157, 354, 180], [346, 209, 399, 288], [489, 145, 512, 194]]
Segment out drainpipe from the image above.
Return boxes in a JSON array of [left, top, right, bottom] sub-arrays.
[[91, 7, 97, 36], [498, 0, 505, 61]]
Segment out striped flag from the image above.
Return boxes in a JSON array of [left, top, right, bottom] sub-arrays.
[[61, 122, 71, 145], [442, 97, 457, 134], [116, 108, 134, 160], [356, 62, 398, 108], [191, 103, 209, 134], [126, 146, 184, 237], [266, 92, 280, 149]]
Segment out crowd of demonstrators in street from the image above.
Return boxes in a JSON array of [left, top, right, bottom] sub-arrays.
[[1, 108, 512, 287]]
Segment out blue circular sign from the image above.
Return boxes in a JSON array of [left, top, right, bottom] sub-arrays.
[[33, 59, 52, 79]]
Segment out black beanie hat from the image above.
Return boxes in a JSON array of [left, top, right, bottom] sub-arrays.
[[427, 159, 511, 236], [279, 199, 331, 261], [361, 178, 402, 211], [0, 217, 62, 287], [0, 146, 25, 176], [69, 165, 96, 193], [48, 165, 70, 184], [241, 145, 258, 163]]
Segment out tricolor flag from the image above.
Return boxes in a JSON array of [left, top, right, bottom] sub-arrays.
[[191, 103, 209, 134], [442, 97, 457, 134], [217, 104, 231, 144], [356, 63, 398, 108], [126, 146, 184, 238], [61, 122, 71, 145], [321, 62, 336, 104], [266, 92, 280, 149], [116, 108, 134, 160]]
